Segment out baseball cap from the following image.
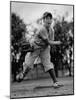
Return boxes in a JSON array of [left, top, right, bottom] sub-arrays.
[[43, 12, 52, 19]]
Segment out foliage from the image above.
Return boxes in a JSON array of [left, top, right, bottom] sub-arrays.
[[51, 19, 73, 54], [11, 13, 26, 47]]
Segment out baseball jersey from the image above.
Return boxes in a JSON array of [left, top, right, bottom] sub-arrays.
[[30, 25, 54, 49]]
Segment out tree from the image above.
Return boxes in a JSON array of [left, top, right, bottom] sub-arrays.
[[11, 13, 26, 46], [51, 18, 74, 77], [11, 13, 27, 81]]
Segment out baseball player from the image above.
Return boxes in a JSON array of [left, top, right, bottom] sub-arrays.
[[17, 12, 63, 88]]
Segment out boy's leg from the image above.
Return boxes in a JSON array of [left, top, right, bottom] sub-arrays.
[[48, 69, 57, 83], [40, 47, 63, 87], [47, 69, 63, 87], [16, 51, 40, 82]]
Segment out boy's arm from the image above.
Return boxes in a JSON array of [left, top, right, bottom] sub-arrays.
[[38, 26, 61, 46], [38, 34, 61, 45], [39, 28, 61, 45], [48, 27, 61, 45], [48, 40, 61, 45]]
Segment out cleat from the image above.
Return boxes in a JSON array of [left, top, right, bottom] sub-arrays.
[[53, 82, 64, 88], [16, 67, 31, 82]]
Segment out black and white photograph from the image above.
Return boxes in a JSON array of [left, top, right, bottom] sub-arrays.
[[10, 1, 74, 99]]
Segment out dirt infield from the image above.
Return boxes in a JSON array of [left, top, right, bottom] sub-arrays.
[[10, 77, 74, 99]]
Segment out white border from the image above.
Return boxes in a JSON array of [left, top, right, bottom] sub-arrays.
[[0, 0, 75, 100]]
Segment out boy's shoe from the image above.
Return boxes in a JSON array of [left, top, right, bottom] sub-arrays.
[[16, 71, 24, 82], [53, 82, 64, 88], [16, 67, 30, 82]]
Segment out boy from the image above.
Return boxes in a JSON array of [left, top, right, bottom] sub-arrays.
[[17, 12, 63, 88]]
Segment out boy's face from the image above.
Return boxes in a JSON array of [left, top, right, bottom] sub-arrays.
[[43, 16, 52, 28]]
